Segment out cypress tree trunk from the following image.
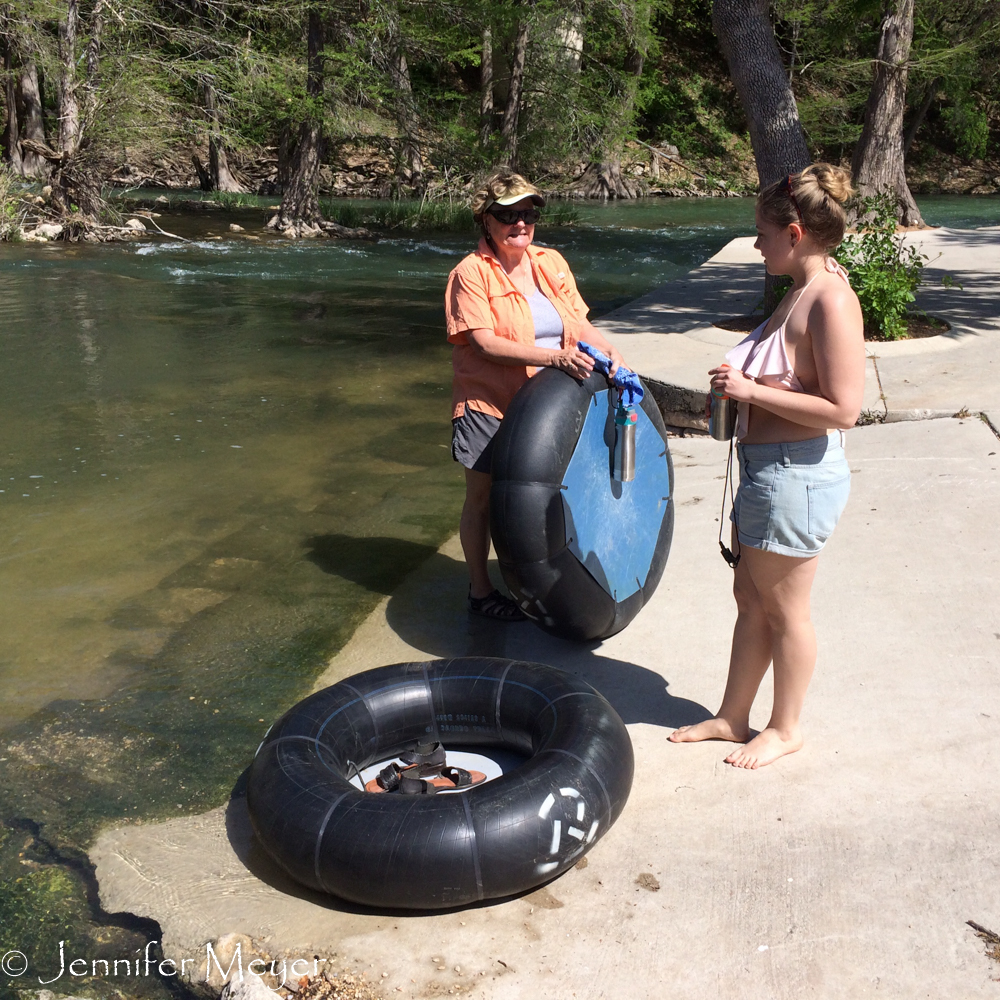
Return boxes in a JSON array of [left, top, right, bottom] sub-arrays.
[[18, 62, 50, 179], [851, 0, 923, 226], [57, 0, 80, 157], [266, 9, 369, 237], [500, 10, 530, 168], [2, 37, 23, 174], [386, 7, 422, 193], [204, 77, 247, 193], [479, 25, 493, 147], [52, 0, 104, 219], [277, 123, 292, 191], [712, 0, 810, 188], [713, 0, 811, 310]]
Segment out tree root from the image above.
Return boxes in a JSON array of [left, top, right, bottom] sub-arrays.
[[265, 213, 375, 240]]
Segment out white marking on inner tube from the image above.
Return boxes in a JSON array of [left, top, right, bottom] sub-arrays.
[[586, 820, 599, 843], [536, 861, 559, 874], [567, 826, 584, 840], [549, 820, 562, 854], [538, 793, 555, 820], [560, 787, 581, 798], [576, 801, 585, 822]]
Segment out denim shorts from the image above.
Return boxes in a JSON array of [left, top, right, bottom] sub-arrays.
[[732, 431, 851, 558]]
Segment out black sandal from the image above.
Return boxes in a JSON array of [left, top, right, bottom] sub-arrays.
[[367, 741, 448, 792], [468, 589, 526, 622]]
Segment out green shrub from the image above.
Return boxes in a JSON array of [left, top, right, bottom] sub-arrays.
[[942, 101, 990, 161], [0, 168, 23, 241], [318, 198, 579, 233], [837, 194, 926, 340]]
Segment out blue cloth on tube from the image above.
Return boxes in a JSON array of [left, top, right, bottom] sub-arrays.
[[577, 342, 644, 406]]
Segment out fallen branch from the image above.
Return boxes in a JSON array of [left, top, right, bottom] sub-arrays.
[[632, 138, 717, 184], [133, 213, 190, 242], [968, 920, 1000, 945]]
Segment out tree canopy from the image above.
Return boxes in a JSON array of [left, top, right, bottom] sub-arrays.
[[1, 0, 997, 220]]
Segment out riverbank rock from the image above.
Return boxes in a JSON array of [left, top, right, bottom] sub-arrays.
[[124, 218, 147, 230], [220, 977, 280, 1000], [34, 222, 64, 238]]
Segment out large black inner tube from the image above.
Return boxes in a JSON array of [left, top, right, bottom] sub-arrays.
[[491, 369, 674, 642], [246, 657, 633, 910]]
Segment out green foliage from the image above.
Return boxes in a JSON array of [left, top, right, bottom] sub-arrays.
[[0, 842, 92, 990], [942, 101, 990, 160], [837, 195, 926, 341], [317, 196, 579, 231], [0, 168, 24, 241]]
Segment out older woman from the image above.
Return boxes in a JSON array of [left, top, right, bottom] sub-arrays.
[[444, 168, 627, 620]]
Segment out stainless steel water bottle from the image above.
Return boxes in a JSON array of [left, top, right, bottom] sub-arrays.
[[613, 401, 637, 482], [710, 363, 737, 441]]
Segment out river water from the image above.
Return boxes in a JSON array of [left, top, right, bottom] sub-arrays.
[[0, 194, 996, 985]]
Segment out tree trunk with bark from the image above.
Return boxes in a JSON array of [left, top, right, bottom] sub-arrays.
[[57, 0, 80, 157], [49, 0, 107, 220], [903, 77, 938, 158], [500, 8, 530, 168], [2, 36, 23, 173], [713, 0, 811, 309], [712, 0, 810, 188], [851, 0, 923, 226], [479, 25, 493, 147], [385, 7, 422, 193], [203, 77, 247, 193], [266, 10, 369, 238], [18, 62, 50, 178], [268, 9, 325, 234]]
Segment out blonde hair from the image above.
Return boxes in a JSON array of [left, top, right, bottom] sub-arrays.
[[757, 163, 854, 250], [470, 168, 540, 222]]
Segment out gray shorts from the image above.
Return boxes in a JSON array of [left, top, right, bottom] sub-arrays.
[[732, 431, 851, 557], [452, 407, 502, 474]]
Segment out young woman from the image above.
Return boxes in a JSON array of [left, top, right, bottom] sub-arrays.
[[669, 163, 866, 768], [444, 168, 626, 620]]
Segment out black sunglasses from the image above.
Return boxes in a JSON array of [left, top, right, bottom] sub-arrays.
[[488, 207, 541, 225]]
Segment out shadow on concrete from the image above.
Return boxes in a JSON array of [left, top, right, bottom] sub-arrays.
[[382, 549, 711, 730], [927, 227, 1000, 247], [914, 271, 1000, 335], [599, 261, 763, 334]]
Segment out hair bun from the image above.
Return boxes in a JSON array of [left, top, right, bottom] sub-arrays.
[[801, 163, 854, 205]]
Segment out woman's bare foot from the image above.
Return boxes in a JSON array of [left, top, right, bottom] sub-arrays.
[[724, 727, 802, 768], [668, 717, 750, 744]]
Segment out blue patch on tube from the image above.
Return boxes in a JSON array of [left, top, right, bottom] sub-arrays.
[[560, 390, 671, 601]]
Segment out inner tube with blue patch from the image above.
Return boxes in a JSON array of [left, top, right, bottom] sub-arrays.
[[490, 369, 674, 642], [245, 657, 633, 910]]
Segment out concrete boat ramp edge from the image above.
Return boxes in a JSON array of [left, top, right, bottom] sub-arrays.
[[90, 232, 1000, 999]]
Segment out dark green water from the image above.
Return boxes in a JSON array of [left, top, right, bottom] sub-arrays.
[[0, 194, 995, 995]]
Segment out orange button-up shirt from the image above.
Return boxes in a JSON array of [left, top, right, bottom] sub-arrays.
[[445, 239, 590, 419]]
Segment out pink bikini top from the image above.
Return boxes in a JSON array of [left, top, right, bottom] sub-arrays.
[[723, 258, 850, 440]]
